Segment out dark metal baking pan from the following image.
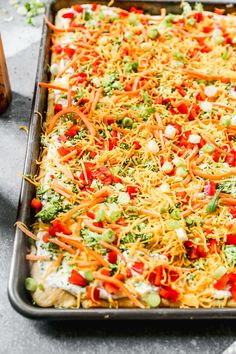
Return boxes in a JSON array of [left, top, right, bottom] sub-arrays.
[[8, 0, 236, 320]]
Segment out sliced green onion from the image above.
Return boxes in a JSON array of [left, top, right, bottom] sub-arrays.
[[186, 216, 194, 225], [148, 28, 159, 39], [95, 209, 105, 222], [176, 167, 188, 178], [122, 117, 133, 128], [170, 208, 181, 220], [84, 271, 94, 282], [129, 13, 138, 26], [220, 115, 231, 127], [147, 292, 161, 308], [102, 229, 115, 243], [25, 277, 37, 292], [202, 143, 215, 154], [206, 189, 221, 213], [221, 50, 228, 60], [110, 210, 122, 222], [140, 42, 152, 51], [166, 220, 182, 230], [139, 130, 148, 138], [214, 266, 227, 280]]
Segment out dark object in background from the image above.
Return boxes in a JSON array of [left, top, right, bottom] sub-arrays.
[[0, 34, 11, 113]]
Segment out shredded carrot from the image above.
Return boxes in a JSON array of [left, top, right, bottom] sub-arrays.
[[47, 107, 96, 135], [83, 219, 104, 234], [26, 254, 49, 261], [94, 272, 145, 309], [48, 238, 76, 254], [99, 240, 126, 263], [192, 167, 236, 181], [39, 82, 67, 92], [15, 222, 38, 241]]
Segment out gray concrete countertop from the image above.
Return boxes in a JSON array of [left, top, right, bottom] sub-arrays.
[[0, 2, 236, 353]]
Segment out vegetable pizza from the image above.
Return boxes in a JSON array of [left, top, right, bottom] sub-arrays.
[[18, 2, 236, 309]]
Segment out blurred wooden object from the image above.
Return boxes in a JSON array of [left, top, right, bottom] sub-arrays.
[[0, 34, 11, 113]]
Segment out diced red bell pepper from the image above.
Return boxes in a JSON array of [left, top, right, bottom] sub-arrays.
[[108, 137, 118, 150], [87, 211, 95, 219], [185, 240, 193, 248], [169, 107, 178, 115], [229, 273, 236, 283], [54, 45, 62, 55], [125, 84, 133, 91], [200, 45, 212, 53], [132, 261, 144, 274], [54, 103, 63, 114], [57, 146, 71, 157], [230, 285, 236, 301], [64, 47, 75, 58], [80, 162, 95, 182], [60, 223, 72, 235], [177, 102, 188, 114], [31, 198, 42, 210], [148, 266, 163, 286], [65, 125, 80, 137], [113, 175, 122, 183], [214, 273, 230, 290], [203, 25, 213, 33], [108, 251, 118, 264], [92, 3, 98, 11], [76, 72, 87, 84], [76, 146, 82, 155], [230, 206, 236, 218], [169, 270, 179, 281], [68, 270, 87, 287], [130, 6, 144, 14], [208, 239, 219, 254], [126, 185, 138, 199], [159, 285, 179, 302], [89, 151, 97, 159], [49, 220, 71, 236], [133, 141, 141, 149], [189, 247, 199, 260], [226, 234, 236, 245], [73, 4, 83, 13], [62, 12, 75, 19], [116, 217, 128, 226], [196, 246, 207, 258], [176, 191, 189, 203], [204, 180, 216, 196], [188, 104, 200, 121], [194, 12, 204, 22], [126, 268, 132, 278], [106, 117, 115, 124], [93, 221, 103, 228], [87, 286, 100, 301], [119, 11, 129, 18], [212, 151, 221, 162]]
